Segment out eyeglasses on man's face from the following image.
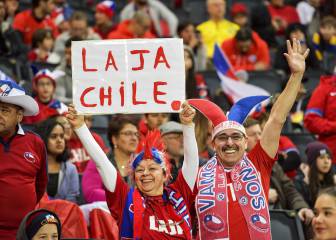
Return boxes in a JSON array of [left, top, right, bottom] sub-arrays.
[[216, 133, 245, 142]]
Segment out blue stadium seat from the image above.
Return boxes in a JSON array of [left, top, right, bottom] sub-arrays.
[[270, 209, 305, 240], [284, 133, 316, 161]]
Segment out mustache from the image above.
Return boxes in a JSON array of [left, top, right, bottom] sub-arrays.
[[222, 146, 238, 151]]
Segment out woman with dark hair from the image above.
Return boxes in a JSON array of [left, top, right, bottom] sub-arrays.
[[34, 117, 79, 203], [82, 115, 139, 203], [295, 141, 335, 207], [312, 186, 336, 240]]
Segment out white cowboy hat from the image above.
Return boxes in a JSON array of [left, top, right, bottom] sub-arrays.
[[0, 73, 39, 116]]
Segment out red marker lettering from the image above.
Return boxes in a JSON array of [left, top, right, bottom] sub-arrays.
[[99, 86, 112, 106], [105, 50, 119, 71], [131, 50, 150, 71], [80, 87, 97, 107], [132, 81, 147, 105], [153, 81, 167, 104], [82, 48, 97, 72], [119, 81, 125, 107], [154, 46, 170, 69]]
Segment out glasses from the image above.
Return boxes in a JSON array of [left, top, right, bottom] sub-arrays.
[[216, 133, 245, 142], [119, 131, 140, 138]]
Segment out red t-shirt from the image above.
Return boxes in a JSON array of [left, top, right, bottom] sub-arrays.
[[13, 10, 59, 46], [221, 142, 276, 240], [106, 171, 194, 239], [267, 5, 300, 35], [68, 132, 109, 174]]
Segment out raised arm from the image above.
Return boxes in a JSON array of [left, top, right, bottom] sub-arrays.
[[261, 39, 309, 158], [66, 105, 117, 192], [180, 102, 199, 190]]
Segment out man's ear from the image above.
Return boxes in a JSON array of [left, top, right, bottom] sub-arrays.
[[17, 109, 24, 123]]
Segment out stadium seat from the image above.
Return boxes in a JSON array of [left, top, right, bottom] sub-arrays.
[[31, 61, 59, 72], [270, 209, 305, 240], [38, 199, 90, 239], [304, 69, 323, 93], [184, 0, 208, 25], [284, 133, 316, 161], [248, 70, 285, 95], [198, 70, 221, 98]]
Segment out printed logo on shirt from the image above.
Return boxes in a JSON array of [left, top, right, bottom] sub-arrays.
[[330, 92, 336, 97], [149, 216, 183, 235], [24, 152, 36, 163], [248, 55, 257, 63]]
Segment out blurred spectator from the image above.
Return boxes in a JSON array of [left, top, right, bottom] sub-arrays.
[[0, 0, 27, 60], [54, 37, 79, 104], [55, 115, 71, 141], [274, 23, 320, 75], [54, 11, 100, 59], [312, 187, 336, 240], [3, 0, 18, 26], [12, 0, 58, 46], [82, 116, 138, 203], [23, 69, 67, 124], [67, 114, 109, 174], [246, 117, 301, 178], [194, 111, 214, 161], [138, 112, 169, 139], [50, 0, 73, 33], [267, 0, 300, 36], [177, 22, 207, 71], [93, 0, 117, 39], [221, 27, 270, 71], [28, 28, 60, 64], [34, 117, 79, 203], [297, 0, 321, 26], [184, 46, 209, 99], [244, 118, 313, 221], [16, 209, 61, 240], [250, 3, 278, 48], [108, 11, 155, 39], [295, 141, 335, 207], [197, 0, 239, 58], [312, 16, 336, 72], [0, 78, 47, 239], [304, 75, 336, 163], [160, 121, 184, 182], [231, 2, 249, 28], [120, 0, 178, 37]]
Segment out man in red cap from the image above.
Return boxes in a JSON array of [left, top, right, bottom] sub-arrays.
[[189, 39, 309, 239], [93, 0, 117, 39]]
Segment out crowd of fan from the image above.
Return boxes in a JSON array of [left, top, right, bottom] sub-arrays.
[[0, 0, 336, 239]]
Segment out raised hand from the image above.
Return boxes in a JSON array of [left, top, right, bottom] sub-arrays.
[[284, 38, 310, 74], [179, 101, 196, 125], [66, 104, 85, 129]]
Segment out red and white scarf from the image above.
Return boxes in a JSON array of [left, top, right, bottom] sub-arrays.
[[196, 155, 271, 240]]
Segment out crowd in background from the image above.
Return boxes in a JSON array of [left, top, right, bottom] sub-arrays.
[[0, 0, 336, 239]]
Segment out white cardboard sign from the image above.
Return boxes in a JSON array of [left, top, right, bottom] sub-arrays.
[[72, 39, 185, 114]]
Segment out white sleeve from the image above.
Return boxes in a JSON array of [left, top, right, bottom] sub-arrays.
[[181, 124, 199, 190], [75, 125, 117, 192]]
